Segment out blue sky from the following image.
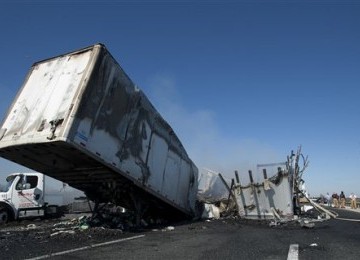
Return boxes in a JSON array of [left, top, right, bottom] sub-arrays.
[[0, 1, 359, 197]]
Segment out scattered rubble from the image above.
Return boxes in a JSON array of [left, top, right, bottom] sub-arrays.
[[163, 226, 175, 232]]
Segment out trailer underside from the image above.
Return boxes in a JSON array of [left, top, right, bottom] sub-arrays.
[[0, 141, 192, 221]]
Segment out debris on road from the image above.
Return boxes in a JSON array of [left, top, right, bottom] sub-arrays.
[[162, 226, 175, 232], [299, 219, 315, 229], [26, 224, 37, 230], [50, 230, 76, 237]]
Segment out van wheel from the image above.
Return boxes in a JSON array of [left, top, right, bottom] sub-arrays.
[[0, 208, 9, 224]]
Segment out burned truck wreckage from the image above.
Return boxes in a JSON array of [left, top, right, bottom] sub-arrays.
[[0, 44, 198, 224], [0, 43, 332, 228], [198, 147, 336, 227]]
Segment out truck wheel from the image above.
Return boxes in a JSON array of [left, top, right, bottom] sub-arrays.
[[0, 208, 9, 224]]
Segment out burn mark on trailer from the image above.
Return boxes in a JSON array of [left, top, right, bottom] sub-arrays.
[[73, 50, 193, 186]]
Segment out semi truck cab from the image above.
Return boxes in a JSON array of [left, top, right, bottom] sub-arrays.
[[0, 173, 55, 224]]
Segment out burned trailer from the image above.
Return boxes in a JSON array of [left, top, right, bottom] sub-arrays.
[[0, 44, 198, 220], [200, 148, 335, 223], [230, 149, 308, 220], [232, 163, 294, 220]]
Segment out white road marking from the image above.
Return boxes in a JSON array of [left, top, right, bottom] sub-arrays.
[[25, 234, 145, 260], [287, 244, 299, 260], [336, 217, 360, 222]]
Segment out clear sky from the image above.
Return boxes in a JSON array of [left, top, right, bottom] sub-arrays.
[[0, 0, 359, 197]]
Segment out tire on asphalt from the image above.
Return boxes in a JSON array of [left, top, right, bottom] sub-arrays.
[[0, 207, 9, 224]]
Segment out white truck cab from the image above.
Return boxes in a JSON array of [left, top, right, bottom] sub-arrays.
[[0, 173, 60, 224]]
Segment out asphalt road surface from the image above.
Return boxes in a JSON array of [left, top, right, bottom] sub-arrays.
[[57, 212, 360, 260], [2, 208, 360, 260]]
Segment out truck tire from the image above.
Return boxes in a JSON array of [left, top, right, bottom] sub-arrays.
[[0, 208, 9, 224]]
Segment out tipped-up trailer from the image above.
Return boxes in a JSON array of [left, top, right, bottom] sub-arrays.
[[0, 44, 198, 221]]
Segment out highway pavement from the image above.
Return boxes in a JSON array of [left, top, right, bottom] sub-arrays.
[[24, 207, 360, 260]]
